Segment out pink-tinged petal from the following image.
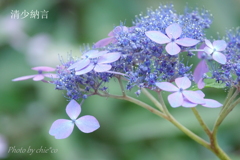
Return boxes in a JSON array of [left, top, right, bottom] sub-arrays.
[[75, 115, 100, 133], [66, 100, 81, 120], [182, 90, 205, 104], [155, 82, 179, 92], [97, 52, 121, 64], [33, 75, 44, 81], [75, 63, 95, 75], [75, 59, 91, 71], [195, 90, 205, 98], [145, 31, 170, 44], [68, 59, 90, 71], [108, 29, 115, 37], [204, 46, 213, 55], [212, 51, 227, 64], [49, 119, 74, 139], [93, 37, 115, 48], [182, 99, 198, 108], [12, 75, 36, 81], [165, 42, 181, 55], [94, 64, 112, 72], [32, 66, 55, 72], [193, 60, 208, 84], [213, 40, 227, 51], [110, 26, 128, 36], [202, 99, 222, 108], [197, 78, 205, 89], [175, 38, 200, 47], [197, 43, 206, 59], [168, 92, 183, 108], [175, 77, 191, 89], [166, 23, 182, 39], [43, 73, 59, 78], [205, 39, 213, 49]]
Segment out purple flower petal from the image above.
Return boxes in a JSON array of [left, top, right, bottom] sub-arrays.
[[204, 46, 213, 55], [166, 23, 182, 39], [84, 50, 108, 59], [168, 92, 183, 108], [33, 75, 44, 81], [193, 60, 208, 84], [145, 31, 170, 44], [75, 63, 94, 75], [197, 78, 205, 89], [175, 77, 191, 90], [75, 115, 100, 133], [75, 59, 91, 71], [49, 119, 74, 139], [175, 38, 200, 47], [205, 39, 213, 49], [83, 50, 102, 58], [97, 52, 121, 64], [32, 66, 55, 72], [213, 40, 227, 51], [68, 59, 90, 70], [195, 90, 205, 98], [182, 90, 205, 104], [66, 100, 81, 120], [165, 42, 181, 55], [156, 82, 179, 92], [43, 73, 59, 78], [202, 99, 222, 108], [94, 64, 112, 72], [212, 51, 227, 64], [12, 75, 36, 81], [94, 37, 114, 48], [182, 99, 198, 108]]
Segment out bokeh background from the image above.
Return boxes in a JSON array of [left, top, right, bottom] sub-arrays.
[[1, 0, 240, 160]]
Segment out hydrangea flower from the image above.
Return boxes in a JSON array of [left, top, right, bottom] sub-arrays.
[[12, 66, 58, 81], [49, 100, 100, 139], [145, 23, 200, 55], [156, 77, 205, 108], [204, 39, 227, 64], [68, 50, 108, 71], [69, 52, 121, 75]]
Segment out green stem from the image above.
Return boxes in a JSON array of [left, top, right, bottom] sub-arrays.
[[141, 88, 164, 112], [221, 87, 235, 111], [98, 91, 211, 151], [157, 91, 171, 116], [117, 76, 126, 97], [191, 108, 211, 137], [213, 88, 240, 137], [97, 92, 168, 119]]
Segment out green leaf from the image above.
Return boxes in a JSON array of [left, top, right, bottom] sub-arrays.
[[204, 79, 226, 89], [190, 79, 226, 91]]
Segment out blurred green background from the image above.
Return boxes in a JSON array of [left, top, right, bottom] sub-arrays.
[[0, 0, 240, 160]]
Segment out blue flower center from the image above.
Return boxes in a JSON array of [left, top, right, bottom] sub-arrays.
[[38, 70, 43, 74], [179, 88, 183, 92], [171, 38, 175, 42]]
